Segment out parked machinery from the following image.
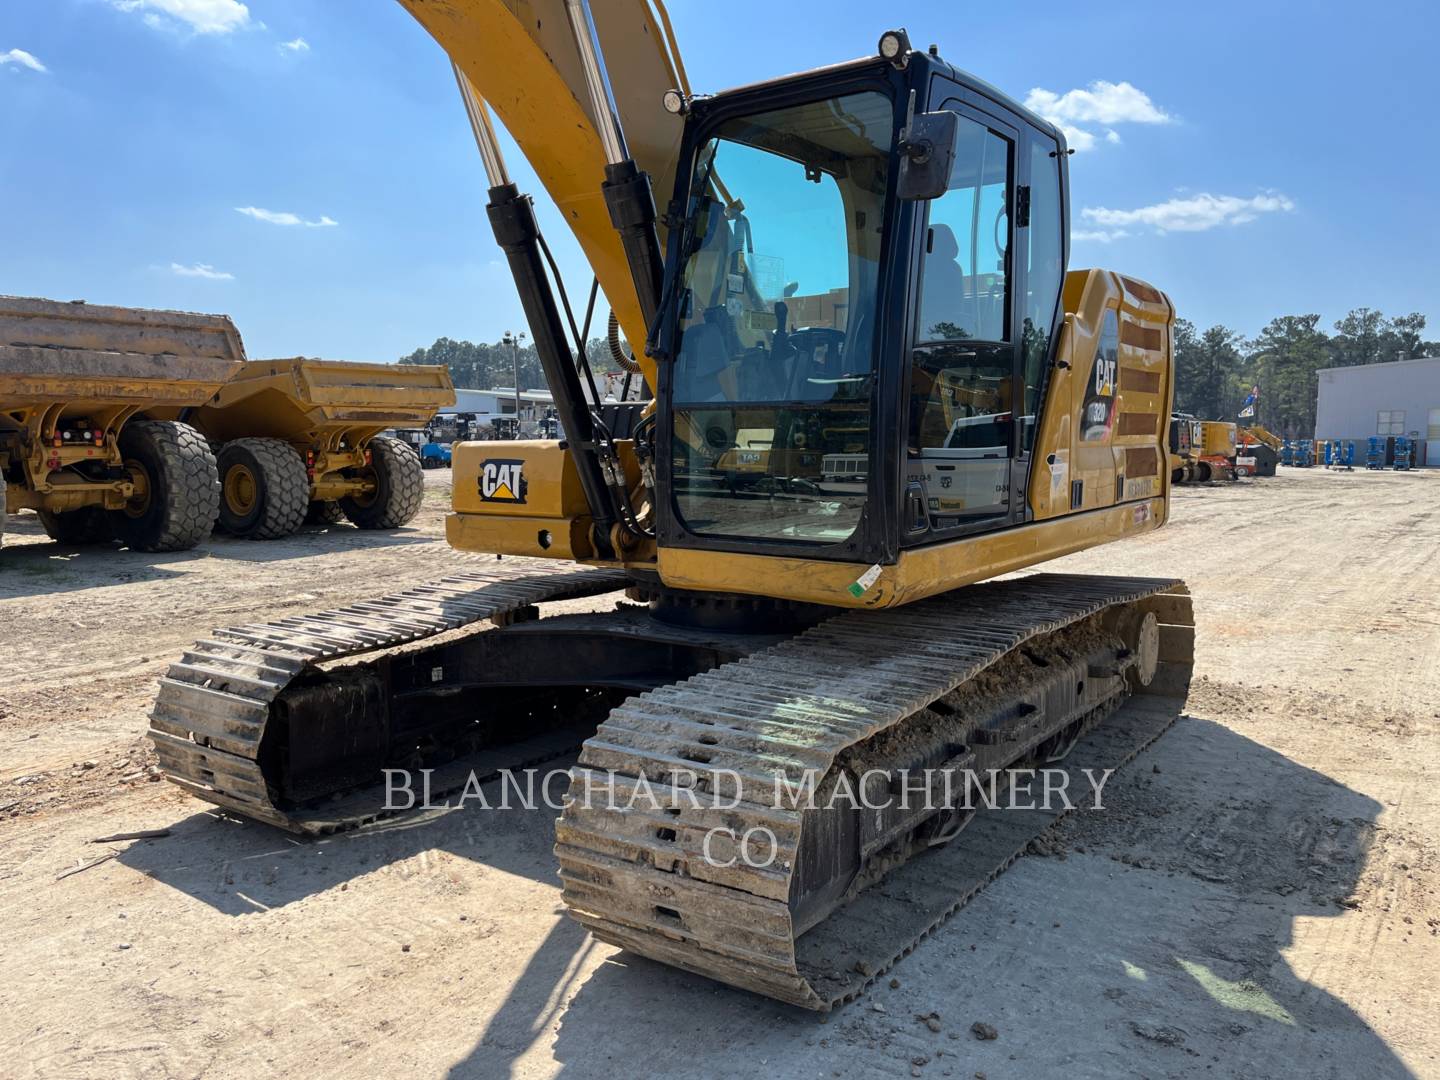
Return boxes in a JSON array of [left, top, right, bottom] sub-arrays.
[[1295, 439, 1315, 467], [536, 407, 562, 440], [1236, 425, 1280, 477], [1169, 416, 1239, 482], [1, 296, 240, 552], [147, 6, 1195, 1010], [1365, 437, 1384, 468], [161, 358, 455, 538], [420, 441, 453, 469], [1394, 436, 1413, 471], [1196, 420, 1239, 481], [1168, 414, 1203, 482]]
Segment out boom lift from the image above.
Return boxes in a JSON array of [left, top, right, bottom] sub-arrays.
[[149, 2, 1193, 1009]]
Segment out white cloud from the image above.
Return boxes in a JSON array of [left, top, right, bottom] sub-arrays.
[[1081, 192, 1295, 233], [1072, 229, 1129, 244], [279, 37, 309, 53], [235, 206, 338, 228], [111, 0, 250, 35], [171, 262, 234, 280], [1024, 80, 1171, 152], [1026, 81, 1172, 126], [1, 48, 48, 73]]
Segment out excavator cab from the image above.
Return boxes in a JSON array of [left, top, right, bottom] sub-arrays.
[[655, 45, 1070, 566]]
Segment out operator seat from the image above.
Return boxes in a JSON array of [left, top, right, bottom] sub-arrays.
[[918, 224, 969, 340]]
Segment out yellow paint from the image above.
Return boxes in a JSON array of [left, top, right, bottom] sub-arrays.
[[1, 295, 242, 512], [444, 269, 1174, 607], [1032, 269, 1175, 520], [1240, 424, 1281, 451], [451, 439, 588, 519], [1198, 420, 1237, 457], [448, 438, 655, 563], [394, 1, 687, 397], [657, 497, 1166, 609], [447, 509, 601, 562], [163, 358, 455, 451]]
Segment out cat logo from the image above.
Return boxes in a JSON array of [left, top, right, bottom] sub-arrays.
[[479, 459, 527, 504], [1093, 354, 1117, 397]]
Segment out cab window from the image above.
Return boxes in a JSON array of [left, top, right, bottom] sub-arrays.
[[908, 109, 1015, 532], [916, 119, 1011, 344]]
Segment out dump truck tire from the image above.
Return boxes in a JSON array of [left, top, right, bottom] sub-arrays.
[[217, 438, 310, 540], [341, 436, 423, 529], [305, 499, 345, 526], [109, 420, 219, 553], [39, 506, 112, 545]]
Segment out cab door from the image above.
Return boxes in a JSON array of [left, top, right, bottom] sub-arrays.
[[904, 99, 1021, 537]]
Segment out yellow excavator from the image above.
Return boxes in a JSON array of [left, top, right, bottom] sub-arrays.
[[148, 1, 1193, 1009]]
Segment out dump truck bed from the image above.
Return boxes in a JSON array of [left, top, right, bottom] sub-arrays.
[[181, 358, 455, 444], [0, 295, 245, 410]]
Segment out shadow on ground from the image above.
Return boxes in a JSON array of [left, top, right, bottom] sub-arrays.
[[0, 514, 435, 598], [114, 699, 1410, 1077], [439, 716, 1410, 1080], [117, 760, 573, 916]]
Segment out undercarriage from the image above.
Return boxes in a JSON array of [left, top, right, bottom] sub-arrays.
[[149, 559, 1192, 1007]]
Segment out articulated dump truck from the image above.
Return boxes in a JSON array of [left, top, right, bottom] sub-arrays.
[[1, 295, 454, 549], [0, 295, 240, 551], [154, 358, 455, 540]]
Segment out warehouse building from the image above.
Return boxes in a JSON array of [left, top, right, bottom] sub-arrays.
[[1315, 355, 1439, 466], [441, 387, 554, 421]]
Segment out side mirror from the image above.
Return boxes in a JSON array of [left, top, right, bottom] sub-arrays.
[[897, 110, 957, 201]]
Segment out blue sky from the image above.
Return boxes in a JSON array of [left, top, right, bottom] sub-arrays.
[[3, 0, 1437, 360]]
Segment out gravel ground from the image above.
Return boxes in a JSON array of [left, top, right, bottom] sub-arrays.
[[1, 465, 1436, 1079]]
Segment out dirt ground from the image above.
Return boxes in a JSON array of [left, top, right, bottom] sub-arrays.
[[2, 466, 1437, 1079]]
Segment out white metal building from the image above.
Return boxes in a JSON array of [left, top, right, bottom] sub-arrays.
[[1314, 355, 1440, 466], [442, 387, 554, 421]]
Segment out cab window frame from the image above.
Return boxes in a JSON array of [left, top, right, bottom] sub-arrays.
[[653, 65, 912, 566], [902, 95, 1024, 543]]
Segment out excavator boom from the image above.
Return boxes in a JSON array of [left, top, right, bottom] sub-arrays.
[[396, 0, 686, 392]]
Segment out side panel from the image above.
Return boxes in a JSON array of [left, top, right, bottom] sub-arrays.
[[656, 497, 1166, 608], [447, 439, 640, 563], [1030, 269, 1174, 521]]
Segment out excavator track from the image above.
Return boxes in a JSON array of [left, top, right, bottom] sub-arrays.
[[148, 558, 629, 833], [556, 573, 1194, 1010]]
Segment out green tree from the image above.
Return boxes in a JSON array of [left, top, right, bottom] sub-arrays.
[[1330, 308, 1429, 367], [1247, 314, 1331, 437], [1174, 319, 1244, 419], [1384, 313, 1427, 361], [1329, 307, 1387, 367], [399, 336, 545, 391]]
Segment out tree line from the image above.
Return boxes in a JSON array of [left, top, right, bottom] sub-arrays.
[[1174, 308, 1434, 437], [398, 335, 616, 392], [399, 306, 1436, 439]]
